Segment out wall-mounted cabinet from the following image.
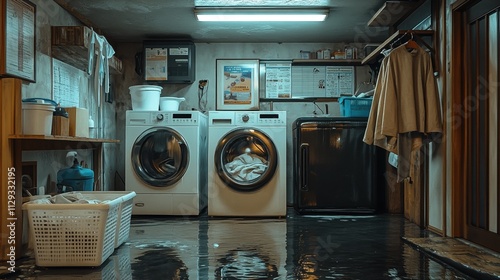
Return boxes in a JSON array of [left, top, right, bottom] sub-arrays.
[[51, 26, 122, 74], [140, 40, 196, 84]]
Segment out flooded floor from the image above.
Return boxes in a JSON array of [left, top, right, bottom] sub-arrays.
[[1, 209, 498, 279]]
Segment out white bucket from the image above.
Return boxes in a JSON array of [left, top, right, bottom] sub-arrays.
[[160, 97, 186, 111], [129, 85, 162, 111], [22, 103, 55, 135]]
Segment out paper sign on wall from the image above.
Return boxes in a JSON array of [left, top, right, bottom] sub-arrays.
[[265, 63, 292, 98], [325, 66, 355, 97]]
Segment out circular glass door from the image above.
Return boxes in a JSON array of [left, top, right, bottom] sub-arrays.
[[131, 127, 189, 187], [214, 128, 278, 192]]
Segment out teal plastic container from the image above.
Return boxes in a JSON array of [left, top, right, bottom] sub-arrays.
[[57, 160, 94, 192], [339, 97, 373, 117]]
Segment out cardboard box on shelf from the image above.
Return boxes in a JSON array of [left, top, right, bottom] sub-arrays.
[[64, 107, 89, 137], [52, 116, 69, 136]]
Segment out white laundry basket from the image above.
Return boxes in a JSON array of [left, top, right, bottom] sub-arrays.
[[22, 191, 136, 267], [77, 191, 137, 248]]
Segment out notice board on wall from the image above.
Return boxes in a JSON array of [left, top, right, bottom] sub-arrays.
[[291, 65, 355, 98], [0, 0, 36, 82], [261, 60, 356, 99], [52, 59, 80, 107]]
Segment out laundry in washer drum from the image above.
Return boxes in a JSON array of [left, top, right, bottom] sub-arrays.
[[225, 147, 268, 181]]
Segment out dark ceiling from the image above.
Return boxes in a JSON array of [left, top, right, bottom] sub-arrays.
[[52, 0, 412, 44]]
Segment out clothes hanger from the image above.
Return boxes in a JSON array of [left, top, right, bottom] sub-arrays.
[[404, 33, 419, 50], [384, 31, 408, 57]]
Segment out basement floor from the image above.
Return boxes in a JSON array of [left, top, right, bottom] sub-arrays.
[[1, 209, 499, 279]]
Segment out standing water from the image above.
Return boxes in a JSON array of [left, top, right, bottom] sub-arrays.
[[0, 211, 482, 279]]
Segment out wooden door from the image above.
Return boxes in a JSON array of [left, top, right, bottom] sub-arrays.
[[452, 0, 500, 252]]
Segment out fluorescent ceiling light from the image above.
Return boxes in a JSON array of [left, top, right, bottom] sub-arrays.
[[194, 7, 329, 22]]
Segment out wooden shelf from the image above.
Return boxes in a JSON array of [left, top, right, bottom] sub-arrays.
[[260, 97, 340, 102], [9, 135, 119, 150], [361, 30, 434, 65], [9, 134, 119, 143], [367, 1, 424, 27], [51, 26, 122, 74], [292, 59, 363, 66]]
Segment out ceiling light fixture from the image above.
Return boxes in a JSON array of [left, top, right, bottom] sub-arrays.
[[194, 7, 329, 22]]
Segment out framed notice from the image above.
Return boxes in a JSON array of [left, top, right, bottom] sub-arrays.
[[0, 0, 36, 82], [216, 59, 259, 111]]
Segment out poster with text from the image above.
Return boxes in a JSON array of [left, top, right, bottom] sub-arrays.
[[216, 59, 259, 110]]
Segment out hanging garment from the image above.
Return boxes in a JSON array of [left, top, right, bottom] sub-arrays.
[[363, 43, 442, 182], [86, 28, 115, 96]]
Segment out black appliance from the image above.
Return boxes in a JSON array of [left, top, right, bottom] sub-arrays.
[[293, 117, 379, 214]]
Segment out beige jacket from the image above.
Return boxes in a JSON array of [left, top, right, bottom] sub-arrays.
[[363, 44, 442, 182]]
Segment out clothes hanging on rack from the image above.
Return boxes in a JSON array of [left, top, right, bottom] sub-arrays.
[[363, 43, 442, 183]]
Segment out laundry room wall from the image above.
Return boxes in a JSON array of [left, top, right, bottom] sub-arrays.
[[18, 0, 118, 193], [113, 42, 372, 204]]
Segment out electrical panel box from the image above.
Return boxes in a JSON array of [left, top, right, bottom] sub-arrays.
[[142, 40, 195, 84]]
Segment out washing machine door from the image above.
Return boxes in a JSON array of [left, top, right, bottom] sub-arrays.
[[131, 127, 189, 187], [214, 128, 278, 192]]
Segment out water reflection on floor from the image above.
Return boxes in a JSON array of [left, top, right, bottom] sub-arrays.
[[0, 210, 481, 279]]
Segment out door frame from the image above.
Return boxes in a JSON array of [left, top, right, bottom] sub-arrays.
[[451, 0, 500, 252], [451, 0, 470, 239]]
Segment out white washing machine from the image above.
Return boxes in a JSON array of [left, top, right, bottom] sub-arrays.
[[207, 111, 287, 217], [125, 110, 207, 215]]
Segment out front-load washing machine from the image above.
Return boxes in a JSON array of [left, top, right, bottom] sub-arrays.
[[125, 110, 207, 215], [207, 111, 287, 217]]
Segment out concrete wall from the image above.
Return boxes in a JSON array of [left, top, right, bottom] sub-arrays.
[[20, 0, 117, 193], [113, 42, 372, 204], [27, 1, 373, 205]]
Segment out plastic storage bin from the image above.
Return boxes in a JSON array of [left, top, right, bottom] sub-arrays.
[[159, 97, 185, 111], [339, 97, 373, 117], [22, 100, 56, 135], [22, 191, 136, 267], [129, 85, 162, 111]]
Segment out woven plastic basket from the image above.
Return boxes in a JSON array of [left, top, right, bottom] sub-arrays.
[[23, 191, 135, 267], [80, 191, 136, 248]]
